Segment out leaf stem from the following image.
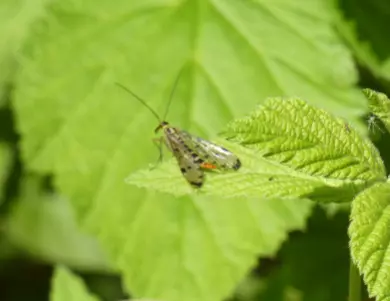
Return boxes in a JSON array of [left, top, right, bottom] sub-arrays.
[[348, 258, 361, 301]]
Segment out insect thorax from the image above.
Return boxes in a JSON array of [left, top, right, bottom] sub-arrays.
[[164, 126, 177, 135]]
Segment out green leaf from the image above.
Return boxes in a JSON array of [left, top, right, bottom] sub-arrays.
[[129, 98, 385, 202], [336, 0, 390, 81], [13, 1, 368, 300], [349, 182, 390, 301], [6, 176, 111, 271], [117, 196, 313, 301], [51, 266, 101, 301], [0, 143, 12, 205], [363, 88, 390, 134], [14, 1, 369, 171], [0, 0, 50, 104], [223, 98, 384, 182]]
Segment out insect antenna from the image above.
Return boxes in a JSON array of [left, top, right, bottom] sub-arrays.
[[115, 82, 161, 123], [162, 64, 187, 121]]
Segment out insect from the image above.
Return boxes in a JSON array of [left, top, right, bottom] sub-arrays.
[[116, 70, 241, 188], [367, 113, 384, 134]]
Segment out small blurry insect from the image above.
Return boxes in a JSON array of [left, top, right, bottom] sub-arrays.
[[116, 69, 241, 188], [367, 113, 384, 134]]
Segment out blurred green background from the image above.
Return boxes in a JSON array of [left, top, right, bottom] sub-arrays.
[[1, 0, 389, 301]]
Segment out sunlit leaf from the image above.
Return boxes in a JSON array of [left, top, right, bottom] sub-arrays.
[[7, 176, 111, 271], [50, 265, 101, 301], [223, 98, 384, 182], [13, 1, 368, 300], [363, 88, 390, 134], [0, 0, 50, 104], [349, 182, 390, 301], [129, 98, 385, 202]]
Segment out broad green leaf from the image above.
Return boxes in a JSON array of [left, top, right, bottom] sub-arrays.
[[363, 88, 390, 134], [349, 182, 390, 301], [6, 176, 111, 271], [129, 98, 385, 202], [223, 98, 384, 182], [51, 265, 101, 301], [15, 0, 369, 172], [225, 97, 386, 185], [128, 140, 368, 203], [0, 143, 12, 205], [114, 194, 313, 301], [336, 0, 390, 81], [13, 1, 367, 300], [0, 0, 50, 104]]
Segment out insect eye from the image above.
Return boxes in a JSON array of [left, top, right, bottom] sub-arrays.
[[154, 121, 169, 133]]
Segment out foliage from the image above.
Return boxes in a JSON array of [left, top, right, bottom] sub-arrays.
[[0, 143, 12, 204], [6, 176, 111, 271], [50, 266, 101, 301], [0, 0, 50, 105], [229, 207, 350, 301], [0, 1, 389, 301], [336, 0, 390, 82], [129, 97, 385, 201], [349, 182, 390, 301]]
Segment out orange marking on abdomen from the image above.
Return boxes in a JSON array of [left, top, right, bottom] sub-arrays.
[[200, 162, 217, 169]]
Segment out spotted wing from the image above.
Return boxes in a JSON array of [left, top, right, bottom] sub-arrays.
[[168, 137, 205, 188], [180, 131, 241, 170]]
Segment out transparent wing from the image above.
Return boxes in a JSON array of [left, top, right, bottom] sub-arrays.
[[168, 136, 205, 188], [180, 131, 241, 170]]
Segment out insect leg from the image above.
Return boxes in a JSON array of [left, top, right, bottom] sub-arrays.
[[150, 137, 164, 170]]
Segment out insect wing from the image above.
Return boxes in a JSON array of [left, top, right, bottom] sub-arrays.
[[180, 131, 241, 170], [165, 132, 205, 188], [174, 146, 204, 188]]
